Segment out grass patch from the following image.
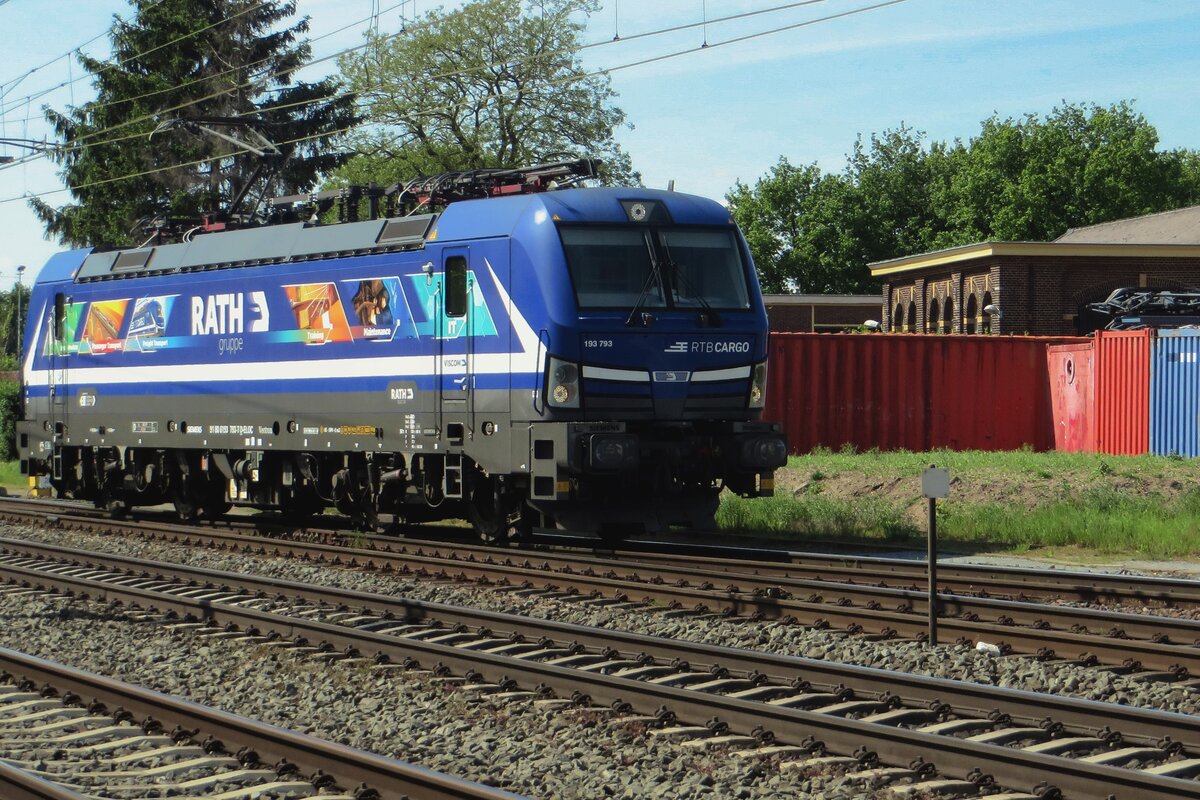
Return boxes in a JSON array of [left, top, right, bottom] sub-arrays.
[[0, 460, 23, 491], [722, 449, 1200, 559], [941, 489, 1200, 560], [718, 493, 919, 543]]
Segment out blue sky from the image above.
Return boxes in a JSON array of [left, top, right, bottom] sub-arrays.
[[2, 0, 1199, 283]]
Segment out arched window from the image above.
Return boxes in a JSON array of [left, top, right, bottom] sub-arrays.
[[943, 297, 954, 334], [981, 291, 993, 334], [927, 298, 940, 333], [965, 294, 978, 334], [892, 303, 904, 332], [906, 302, 916, 332]]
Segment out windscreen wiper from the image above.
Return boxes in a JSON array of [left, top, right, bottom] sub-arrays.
[[661, 238, 721, 327], [625, 235, 662, 327]]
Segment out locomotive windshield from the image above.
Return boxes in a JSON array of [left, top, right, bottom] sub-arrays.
[[560, 225, 751, 311]]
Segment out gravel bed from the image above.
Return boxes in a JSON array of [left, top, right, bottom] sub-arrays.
[[9, 523, 1200, 717], [0, 586, 877, 800]]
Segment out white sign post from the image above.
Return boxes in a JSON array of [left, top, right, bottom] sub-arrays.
[[921, 466, 949, 646]]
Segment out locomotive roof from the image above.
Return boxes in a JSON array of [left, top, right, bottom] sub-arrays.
[[42, 187, 733, 285]]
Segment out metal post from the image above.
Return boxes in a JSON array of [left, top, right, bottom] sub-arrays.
[[921, 464, 949, 648], [927, 494, 938, 646], [15, 265, 24, 363]]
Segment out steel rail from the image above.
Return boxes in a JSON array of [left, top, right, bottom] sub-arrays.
[[2, 536, 1198, 751], [3, 548, 1200, 798], [9, 511, 1197, 674], [0, 761, 91, 800], [555, 534, 1200, 606], [0, 645, 525, 800], [6, 495, 1200, 606]]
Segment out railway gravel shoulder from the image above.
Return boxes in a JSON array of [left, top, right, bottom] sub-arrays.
[[11, 521, 1200, 717], [5, 530, 1200, 798], [0, 640, 524, 800], [0, 584, 891, 800]]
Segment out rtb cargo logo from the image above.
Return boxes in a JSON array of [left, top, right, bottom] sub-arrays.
[[664, 340, 750, 354], [191, 292, 270, 335]]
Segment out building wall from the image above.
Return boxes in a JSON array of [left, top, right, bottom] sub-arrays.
[[765, 299, 879, 332], [880, 256, 1200, 335]]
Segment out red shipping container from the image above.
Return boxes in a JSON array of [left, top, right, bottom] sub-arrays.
[[1046, 342, 1095, 452], [765, 333, 1088, 454], [1094, 329, 1151, 455]]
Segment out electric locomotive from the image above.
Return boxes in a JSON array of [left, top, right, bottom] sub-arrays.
[[17, 161, 787, 541]]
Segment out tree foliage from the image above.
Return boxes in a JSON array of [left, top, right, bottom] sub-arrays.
[[33, 0, 359, 248], [729, 102, 1200, 293], [335, 0, 636, 187]]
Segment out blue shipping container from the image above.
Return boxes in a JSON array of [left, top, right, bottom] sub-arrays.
[[1151, 329, 1200, 458]]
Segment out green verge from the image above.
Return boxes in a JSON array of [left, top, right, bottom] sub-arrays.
[[717, 447, 1200, 560], [0, 460, 23, 492]]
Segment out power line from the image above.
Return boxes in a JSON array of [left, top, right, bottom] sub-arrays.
[[0, 0, 172, 100], [592, 0, 910, 77], [0, 3, 447, 172], [0, 0, 910, 206], [0, 0, 273, 118], [2, 0, 411, 127]]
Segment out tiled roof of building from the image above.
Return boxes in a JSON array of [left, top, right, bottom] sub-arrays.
[[1056, 205, 1200, 244]]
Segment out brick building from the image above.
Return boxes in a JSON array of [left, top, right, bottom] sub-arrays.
[[868, 206, 1200, 335], [763, 294, 879, 332]]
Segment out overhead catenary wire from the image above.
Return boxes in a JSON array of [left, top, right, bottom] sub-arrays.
[[0, 2, 451, 172], [2, 0, 412, 127], [1, 0, 838, 173], [587, 0, 910, 77], [0, 0, 273, 118], [0, 0, 909, 204], [0, 0, 171, 98]]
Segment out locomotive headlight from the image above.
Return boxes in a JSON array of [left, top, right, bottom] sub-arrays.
[[749, 362, 768, 408], [547, 356, 581, 408]]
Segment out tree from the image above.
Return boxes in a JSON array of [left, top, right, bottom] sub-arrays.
[[728, 161, 857, 293], [335, 0, 636, 187], [732, 102, 1200, 293], [32, 0, 358, 248]]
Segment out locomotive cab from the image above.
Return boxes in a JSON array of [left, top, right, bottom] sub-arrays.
[[500, 193, 787, 537]]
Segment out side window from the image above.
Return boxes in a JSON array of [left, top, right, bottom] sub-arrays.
[[445, 255, 468, 318], [54, 293, 66, 341]]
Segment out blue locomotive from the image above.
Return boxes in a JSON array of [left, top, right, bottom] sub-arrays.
[[17, 162, 787, 540]]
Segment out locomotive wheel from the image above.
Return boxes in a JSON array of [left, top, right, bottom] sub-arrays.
[[170, 473, 199, 521], [200, 479, 232, 520], [467, 474, 529, 545], [172, 494, 198, 522], [468, 477, 509, 544]]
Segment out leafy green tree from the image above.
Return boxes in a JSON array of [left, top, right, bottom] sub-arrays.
[[728, 161, 862, 293], [335, 0, 636, 187], [732, 102, 1200, 293], [33, 0, 358, 248], [934, 102, 1200, 244]]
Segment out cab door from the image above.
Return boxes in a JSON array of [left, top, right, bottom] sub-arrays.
[[48, 292, 69, 479], [438, 249, 471, 427]]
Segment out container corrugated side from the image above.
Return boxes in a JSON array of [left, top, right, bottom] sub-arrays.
[[1151, 329, 1200, 457], [765, 333, 1087, 454], [1094, 329, 1151, 456]]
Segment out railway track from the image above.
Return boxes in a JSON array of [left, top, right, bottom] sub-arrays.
[[2, 535, 1200, 798], [3, 497, 1197, 679], [0, 640, 522, 800], [8, 496, 1197, 610], [542, 534, 1200, 608]]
